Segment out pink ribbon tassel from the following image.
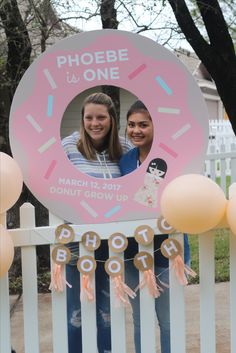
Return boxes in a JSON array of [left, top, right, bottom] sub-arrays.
[[80, 274, 94, 302], [49, 264, 72, 292], [172, 255, 197, 286], [137, 269, 163, 298], [112, 275, 136, 306]]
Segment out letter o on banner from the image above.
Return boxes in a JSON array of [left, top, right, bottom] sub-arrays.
[[77, 255, 97, 275], [108, 233, 128, 253], [105, 257, 124, 277]]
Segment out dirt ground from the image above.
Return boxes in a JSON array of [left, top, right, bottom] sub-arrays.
[[10, 282, 230, 353]]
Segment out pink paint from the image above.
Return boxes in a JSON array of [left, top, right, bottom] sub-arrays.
[[44, 160, 57, 179], [128, 63, 147, 80], [159, 143, 178, 158]]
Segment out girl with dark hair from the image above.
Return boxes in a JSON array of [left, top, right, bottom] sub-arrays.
[[120, 100, 190, 353]]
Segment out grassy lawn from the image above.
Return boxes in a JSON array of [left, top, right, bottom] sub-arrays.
[[215, 175, 231, 197], [188, 229, 230, 284]]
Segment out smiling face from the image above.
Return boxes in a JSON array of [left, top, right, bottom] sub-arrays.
[[83, 103, 111, 149], [127, 111, 153, 151]]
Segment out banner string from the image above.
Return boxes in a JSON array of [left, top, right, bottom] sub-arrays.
[[69, 246, 163, 263]]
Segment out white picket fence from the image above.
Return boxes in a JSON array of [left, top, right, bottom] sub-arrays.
[[1, 138, 236, 353], [209, 120, 235, 147], [1, 207, 236, 353], [205, 142, 236, 195], [206, 119, 236, 195]]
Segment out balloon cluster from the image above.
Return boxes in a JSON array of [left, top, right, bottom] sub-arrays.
[[160, 174, 236, 235], [0, 152, 23, 277]]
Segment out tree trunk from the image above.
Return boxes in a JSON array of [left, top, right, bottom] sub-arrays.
[[0, 0, 49, 225], [100, 0, 118, 29], [168, 0, 236, 135], [0, 0, 49, 283], [0, 0, 32, 95], [100, 0, 121, 128]]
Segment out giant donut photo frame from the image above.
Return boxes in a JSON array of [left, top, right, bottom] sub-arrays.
[[9, 29, 209, 225]]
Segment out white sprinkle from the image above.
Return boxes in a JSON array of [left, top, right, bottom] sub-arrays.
[[172, 123, 191, 140], [80, 201, 98, 218], [158, 107, 180, 114], [38, 137, 56, 153], [43, 69, 57, 89], [26, 114, 42, 132]]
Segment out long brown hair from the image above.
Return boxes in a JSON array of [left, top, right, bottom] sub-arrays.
[[77, 92, 123, 160]]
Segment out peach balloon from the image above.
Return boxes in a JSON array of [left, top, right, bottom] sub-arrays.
[[227, 196, 236, 235], [0, 224, 14, 277], [160, 174, 227, 234], [213, 202, 229, 229], [0, 152, 23, 213]]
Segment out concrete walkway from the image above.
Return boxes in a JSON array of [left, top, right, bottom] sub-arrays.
[[10, 282, 230, 353]]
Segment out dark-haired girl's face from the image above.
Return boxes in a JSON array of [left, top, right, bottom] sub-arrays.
[[127, 112, 153, 150], [83, 103, 111, 148]]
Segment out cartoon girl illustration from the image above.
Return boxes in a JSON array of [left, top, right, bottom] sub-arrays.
[[134, 158, 167, 207]]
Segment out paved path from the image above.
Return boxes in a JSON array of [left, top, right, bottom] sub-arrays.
[[10, 282, 230, 353]]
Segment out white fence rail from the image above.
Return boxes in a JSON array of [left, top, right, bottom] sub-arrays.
[[1, 144, 236, 353], [1, 208, 235, 353]]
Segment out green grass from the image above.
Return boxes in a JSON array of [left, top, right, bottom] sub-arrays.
[[215, 175, 231, 197], [188, 230, 230, 284], [187, 235, 199, 284], [214, 230, 230, 282], [9, 269, 51, 294]]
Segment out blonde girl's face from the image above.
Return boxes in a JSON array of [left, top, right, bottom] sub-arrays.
[[127, 111, 153, 150], [83, 103, 111, 148]]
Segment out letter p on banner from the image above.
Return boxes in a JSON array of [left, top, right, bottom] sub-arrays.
[[55, 224, 75, 244]]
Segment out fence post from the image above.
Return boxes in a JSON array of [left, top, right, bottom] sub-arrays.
[[79, 242, 97, 353], [229, 184, 236, 353], [49, 212, 69, 353], [139, 242, 156, 353], [219, 144, 227, 194], [20, 202, 40, 353], [230, 143, 236, 183], [109, 249, 127, 353], [0, 212, 12, 353], [170, 233, 186, 353], [199, 231, 216, 353]]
